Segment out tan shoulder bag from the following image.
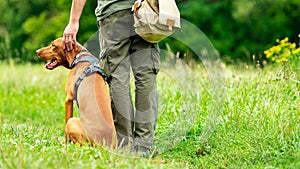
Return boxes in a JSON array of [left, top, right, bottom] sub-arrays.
[[132, 0, 181, 43]]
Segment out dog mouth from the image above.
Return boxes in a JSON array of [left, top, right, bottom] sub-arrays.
[[45, 58, 58, 70]]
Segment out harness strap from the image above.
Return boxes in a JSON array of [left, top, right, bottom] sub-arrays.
[[71, 51, 98, 68], [72, 53, 106, 108]]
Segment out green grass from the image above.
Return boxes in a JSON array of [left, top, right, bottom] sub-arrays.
[[0, 61, 299, 169]]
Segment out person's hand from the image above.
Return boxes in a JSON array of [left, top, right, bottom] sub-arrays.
[[63, 21, 79, 51]]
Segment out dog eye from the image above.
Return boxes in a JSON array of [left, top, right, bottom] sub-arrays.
[[51, 44, 57, 49]]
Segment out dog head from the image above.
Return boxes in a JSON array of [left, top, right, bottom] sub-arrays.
[[36, 38, 81, 70]]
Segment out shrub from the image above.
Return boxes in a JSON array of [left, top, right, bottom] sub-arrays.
[[264, 36, 300, 68]]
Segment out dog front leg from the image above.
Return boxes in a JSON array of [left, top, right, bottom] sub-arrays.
[[65, 93, 73, 124]]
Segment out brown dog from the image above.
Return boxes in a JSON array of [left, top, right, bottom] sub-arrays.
[[36, 38, 117, 147]]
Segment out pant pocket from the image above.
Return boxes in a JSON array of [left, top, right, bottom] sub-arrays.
[[99, 48, 112, 78], [151, 44, 161, 74]]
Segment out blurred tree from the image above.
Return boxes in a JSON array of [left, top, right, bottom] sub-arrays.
[[232, 0, 300, 64], [175, 0, 300, 64], [23, 0, 97, 62], [0, 0, 31, 61], [0, 0, 97, 62]]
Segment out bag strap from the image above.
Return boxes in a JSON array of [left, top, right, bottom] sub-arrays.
[[132, 0, 144, 14]]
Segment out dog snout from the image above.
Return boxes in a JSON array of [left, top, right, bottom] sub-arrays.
[[35, 49, 41, 57], [36, 49, 41, 55]]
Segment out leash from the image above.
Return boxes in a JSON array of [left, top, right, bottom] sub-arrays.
[[71, 51, 106, 108]]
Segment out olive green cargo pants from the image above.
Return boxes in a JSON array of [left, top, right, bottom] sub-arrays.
[[98, 10, 160, 150]]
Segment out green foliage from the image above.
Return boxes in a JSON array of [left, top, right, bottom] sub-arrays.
[[264, 36, 300, 68], [23, 12, 69, 51], [22, 0, 97, 62], [237, 0, 300, 62], [175, 0, 300, 63], [0, 0, 97, 63], [162, 65, 300, 168], [0, 62, 299, 168], [0, 0, 300, 63]]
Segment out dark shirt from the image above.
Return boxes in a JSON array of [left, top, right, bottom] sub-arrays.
[[95, 0, 133, 21]]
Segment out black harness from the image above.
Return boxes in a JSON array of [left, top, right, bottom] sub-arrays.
[[71, 51, 106, 107]]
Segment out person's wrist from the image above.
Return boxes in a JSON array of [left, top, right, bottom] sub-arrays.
[[69, 18, 79, 25]]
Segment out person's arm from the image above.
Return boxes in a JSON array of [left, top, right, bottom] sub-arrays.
[[63, 0, 87, 51]]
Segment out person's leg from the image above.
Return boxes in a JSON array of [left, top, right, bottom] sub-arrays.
[[130, 37, 160, 151], [110, 56, 134, 147], [98, 10, 135, 147]]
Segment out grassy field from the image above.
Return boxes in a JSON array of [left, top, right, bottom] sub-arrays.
[[0, 61, 299, 169]]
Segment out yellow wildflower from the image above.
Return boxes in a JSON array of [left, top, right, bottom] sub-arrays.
[[264, 36, 300, 64], [292, 47, 300, 55], [272, 46, 281, 53], [279, 57, 288, 62], [280, 37, 289, 44], [280, 49, 290, 58], [264, 50, 273, 58], [289, 43, 296, 49]]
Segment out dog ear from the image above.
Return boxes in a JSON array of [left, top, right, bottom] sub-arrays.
[[65, 44, 80, 68], [65, 50, 75, 68]]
